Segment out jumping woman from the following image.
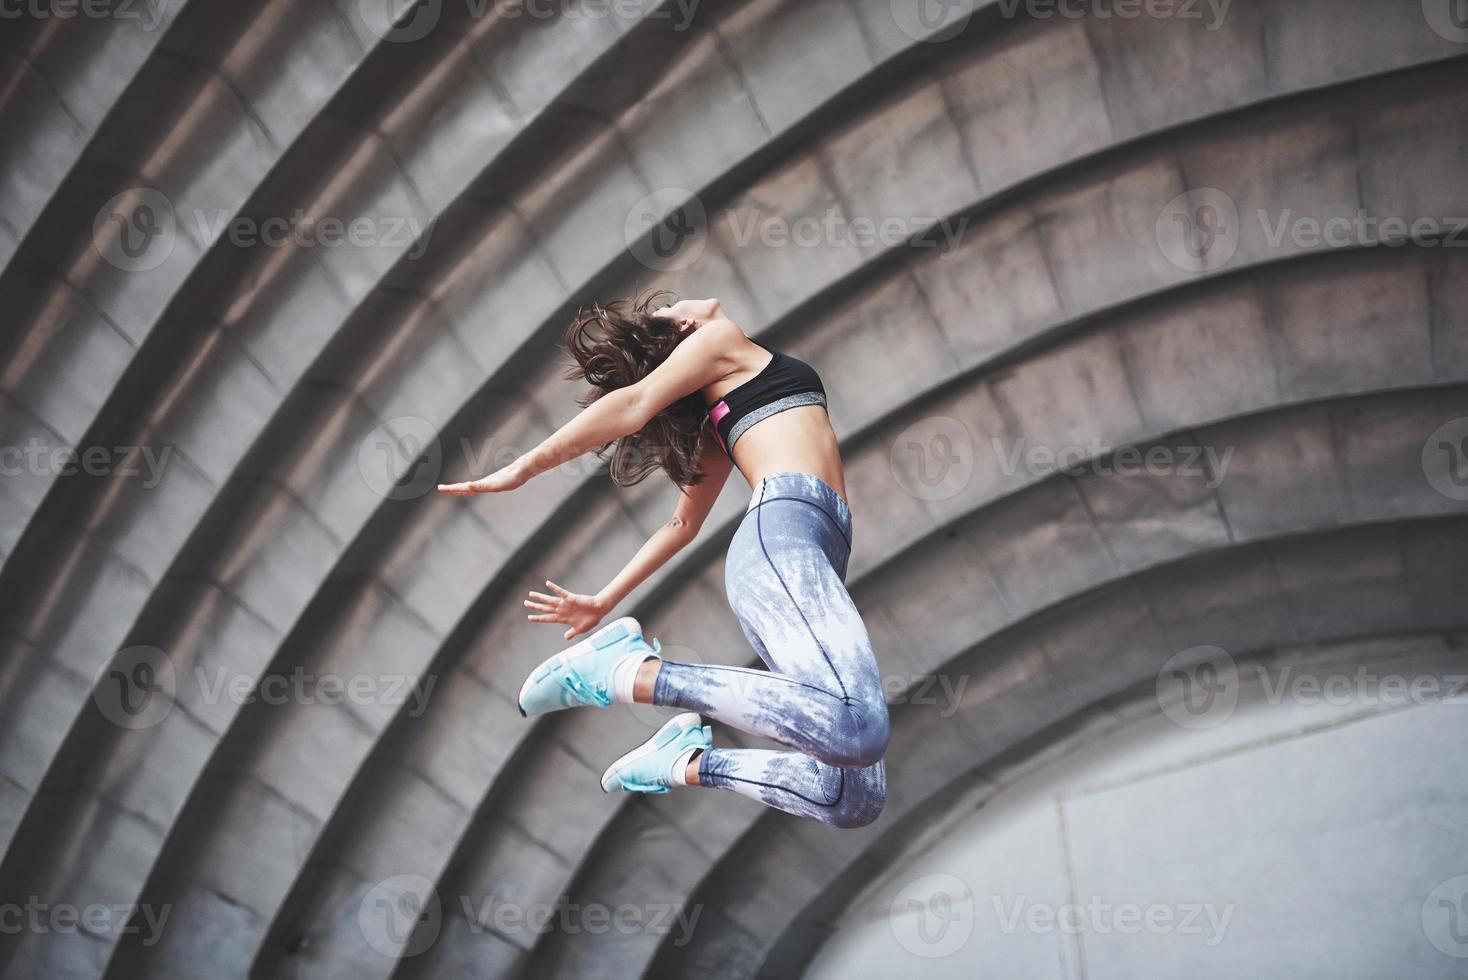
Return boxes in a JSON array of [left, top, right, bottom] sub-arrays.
[[437, 293, 889, 829]]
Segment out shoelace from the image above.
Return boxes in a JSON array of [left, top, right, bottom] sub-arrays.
[[615, 777, 671, 794], [560, 668, 612, 707], [558, 636, 663, 708]]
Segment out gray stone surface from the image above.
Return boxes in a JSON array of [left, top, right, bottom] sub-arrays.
[[805, 635, 1468, 978], [0, 3, 1464, 978]]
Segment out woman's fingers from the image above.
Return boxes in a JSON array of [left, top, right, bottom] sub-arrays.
[[526, 590, 558, 604], [527, 613, 560, 624], [524, 600, 556, 614], [544, 580, 571, 597]]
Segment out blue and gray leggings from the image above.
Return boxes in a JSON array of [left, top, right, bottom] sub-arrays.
[[652, 471, 889, 829]]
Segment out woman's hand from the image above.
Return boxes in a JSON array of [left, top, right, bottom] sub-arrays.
[[525, 580, 609, 641], [437, 461, 527, 496]]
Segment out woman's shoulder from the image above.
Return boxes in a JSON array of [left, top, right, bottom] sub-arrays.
[[690, 316, 754, 363]]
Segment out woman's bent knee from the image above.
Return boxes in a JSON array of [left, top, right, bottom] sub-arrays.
[[829, 767, 886, 829], [819, 703, 890, 769]]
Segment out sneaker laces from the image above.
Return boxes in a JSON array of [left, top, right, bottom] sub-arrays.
[[615, 776, 671, 794], [560, 666, 612, 707], [558, 634, 662, 708]]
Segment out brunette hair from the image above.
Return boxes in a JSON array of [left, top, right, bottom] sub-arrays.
[[562, 289, 714, 488]]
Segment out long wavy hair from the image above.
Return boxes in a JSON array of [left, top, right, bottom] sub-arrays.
[[562, 289, 714, 488]]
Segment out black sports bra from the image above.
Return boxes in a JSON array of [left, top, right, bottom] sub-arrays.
[[706, 339, 827, 459]]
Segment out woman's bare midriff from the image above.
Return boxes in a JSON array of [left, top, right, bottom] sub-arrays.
[[728, 404, 846, 502]]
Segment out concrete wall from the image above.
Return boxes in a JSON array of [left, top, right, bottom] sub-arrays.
[[805, 635, 1468, 978], [0, 1, 1464, 977]]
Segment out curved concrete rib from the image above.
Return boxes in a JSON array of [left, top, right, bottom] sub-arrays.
[[11, 3, 968, 974], [0, 2, 1462, 978], [770, 627, 1468, 978], [0, 5, 1027, 974], [289, 28, 1468, 974], [396, 57, 1468, 968], [0, 0, 191, 270], [0, 0, 390, 555], [160, 51, 1468, 979], [0, 3, 708, 975], [526, 379, 1468, 977], [409, 232, 1468, 978], [644, 513, 1468, 978]]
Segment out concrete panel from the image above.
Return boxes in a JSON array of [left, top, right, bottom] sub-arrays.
[[825, 80, 980, 235], [222, 258, 356, 390], [1, 284, 135, 444], [1074, 433, 1233, 572], [721, 0, 873, 133], [961, 477, 1116, 616], [0, 658, 86, 799], [1087, 0, 1267, 139], [913, 204, 1064, 363], [14, 534, 155, 680], [1034, 160, 1191, 313], [792, 273, 956, 434], [0, 51, 87, 265], [991, 327, 1148, 452], [422, 204, 566, 370], [1266, 253, 1433, 402], [946, 18, 1113, 193], [0, 394, 69, 555], [1207, 404, 1351, 540], [1266, 0, 1467, 93], [620, 31, 769, 193], [1116, 283, 1280, 432], [714, 156, 864, 314]]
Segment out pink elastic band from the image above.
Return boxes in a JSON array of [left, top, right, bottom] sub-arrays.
[[709, 400, 730, 453]]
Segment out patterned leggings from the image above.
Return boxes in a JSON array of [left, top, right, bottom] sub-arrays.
[[652, 471, 889, 828]]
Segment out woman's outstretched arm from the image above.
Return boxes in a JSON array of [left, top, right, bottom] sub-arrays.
[[526, 444, 733, 639], [438, 318, 737, 495]]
